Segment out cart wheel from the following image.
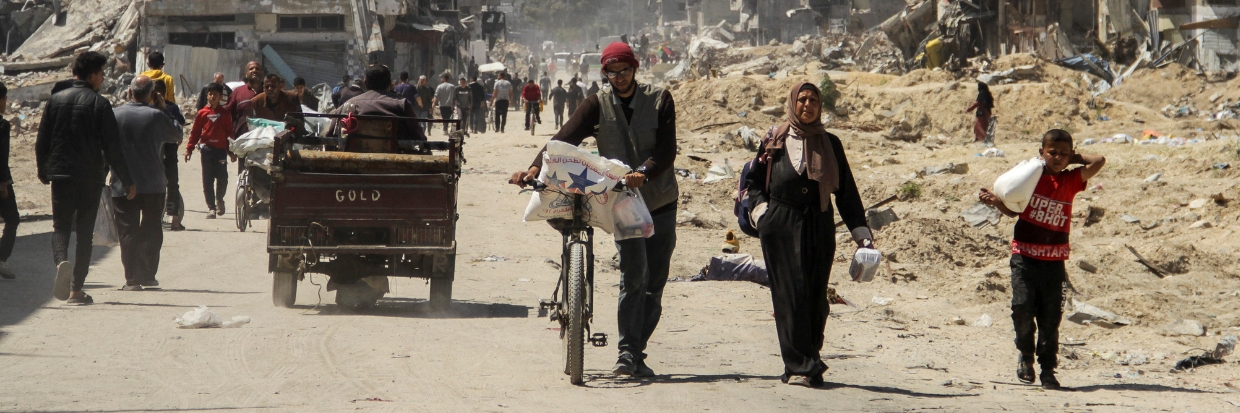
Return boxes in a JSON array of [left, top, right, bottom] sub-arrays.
[[235, 185, 250, 232], [272, 270, 297, 307], [429, 277, 452, 312]]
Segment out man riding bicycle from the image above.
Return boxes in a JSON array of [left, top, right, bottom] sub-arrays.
[[510, 42, 678, 378], [521, 78, 542, 131]]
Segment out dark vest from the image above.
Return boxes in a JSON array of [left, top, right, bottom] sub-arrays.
[[595, 84, 678, 211]]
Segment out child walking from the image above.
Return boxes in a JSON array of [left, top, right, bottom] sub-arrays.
[[184, 83, 235, 219], [979, 129, 1106, 389]]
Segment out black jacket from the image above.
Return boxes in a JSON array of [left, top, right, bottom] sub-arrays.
[[0, 118, 10, 184], [35, 81, 132, 185]]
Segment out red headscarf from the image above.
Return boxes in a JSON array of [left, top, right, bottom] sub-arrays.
[[601, 42, 640, 69]]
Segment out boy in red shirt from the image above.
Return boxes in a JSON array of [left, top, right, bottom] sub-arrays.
[[521, 79, 541, 130], [184, 83, 235, 219], [979, 129, 1105, 390]]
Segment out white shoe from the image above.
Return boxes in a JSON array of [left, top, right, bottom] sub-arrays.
[[53, 261, 73, 301], [0, 261, 14, 280]]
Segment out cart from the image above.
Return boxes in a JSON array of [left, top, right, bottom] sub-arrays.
[[266, 113, 464, 310]]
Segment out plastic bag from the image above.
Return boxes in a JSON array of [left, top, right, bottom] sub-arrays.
[[849, 248, 882, 282], [611, 190, 654, 240], [92, 191, 119, 247], [690, 254, 768, 285], [523, 141, 631, 233], [993, 157, 1046, 213], [174, 306, 250, 329]]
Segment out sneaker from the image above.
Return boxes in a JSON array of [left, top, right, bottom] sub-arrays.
[[205, 209, 217, 219], [1017, 357, 1035, 384], [634, 359, 655, 378], [721, 230, 740, 253], [140, 279, 160, 289], [64, 293, 93, 306], [53, 261, 73, 301], [120, 284, 144, 291], [0, 261, 15, 280], [216, 205, 226, 216], [786, 375, 814, 387], [612, 354, 637, 376], [1040, 371, 1061, 390]]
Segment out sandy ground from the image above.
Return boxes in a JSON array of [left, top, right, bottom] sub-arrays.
[[0, 105, 1236, 412]]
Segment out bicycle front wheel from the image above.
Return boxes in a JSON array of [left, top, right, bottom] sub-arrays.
[[235, 184, 250, 232], [563, 242, 585, 385]]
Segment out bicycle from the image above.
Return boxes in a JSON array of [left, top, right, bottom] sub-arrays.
[[234, 160, 270, 232], [525, 179, 620, 385]]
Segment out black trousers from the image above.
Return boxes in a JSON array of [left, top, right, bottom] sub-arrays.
[[200, 146, 229, 210], [0, 184, 18, 261], [494, 100, 509, 132], [759, 200, 835, 379], [50, 179, 103, 291], [553, 104, 565, 128], [615, 205, 677, 359], [1010, 254, 1066, 370], [113, 193, 165, 285], [524, 101, 541, 128], [163, 145, 183, 217], [439, 107, 454, 134]]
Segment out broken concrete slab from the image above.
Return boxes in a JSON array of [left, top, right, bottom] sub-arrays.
[[1078, 260, 1099, 273], [865, 207, 900, 231], [960, 202, 1001, 228], [922, 163, 968, 176], [13, 0, 133, 61], [1065, 299, 1131, 328], [1162, 319, 1205, 336]]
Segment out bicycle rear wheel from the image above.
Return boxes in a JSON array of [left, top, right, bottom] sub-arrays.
[[563, 242, 585, 385]]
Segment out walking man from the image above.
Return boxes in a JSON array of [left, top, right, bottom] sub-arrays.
[[539, 72, 551, 101], [468, 76, 486, 134], [0, 83, 17, 280], [37, 52, 136, 305], [454, 77, 473, 134], [510, 42, 678, 377], [567, 77, 584, 117], [185, 82, 234, 219], [112, 76, 182, 291], [152, 79, 186, 231], [416, 75, 435, 135], [549, 79, 567, 129], [195, 72, 231, 111], [491, 73, 513, 133], [431, 73, 456, 135]]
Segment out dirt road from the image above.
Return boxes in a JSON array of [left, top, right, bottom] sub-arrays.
[[0, 119, 1226, 412]]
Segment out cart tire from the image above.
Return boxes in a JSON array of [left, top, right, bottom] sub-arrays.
[[235, 184, 249, 232], [429, 277, 452, 311], [564, 243, 585, 385], [272, 270, 297, 308]]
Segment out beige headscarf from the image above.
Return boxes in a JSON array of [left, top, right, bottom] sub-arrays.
[[764, 82, 839, 211]]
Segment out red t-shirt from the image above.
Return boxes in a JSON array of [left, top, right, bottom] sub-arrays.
[[187, 105, 235, 151], [522, 84, 541, 101], [1011, 168, 1085, 260]]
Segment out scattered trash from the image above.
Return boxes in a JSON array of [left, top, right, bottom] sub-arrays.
[[865, 207, 900, 231], [960, 202, 1002, 228], [472, 255, 508, 263], [973, 314, 993, 328], [871, 296, 892, 306], [1116, 352, 1149, 366], [1173, 354, 1225, 372], [1214, 335, 1238, 358], [676, 210, 697, 225], [702, 159, 737, 183], [1077, 260, 1098, 273], [921, 163, 969, 176], [980, 148, 1005, 157], [1162, 319, 1206, 337], [1189, 220, 1212, 229], [1144, 172, 1162, 183], [1213, 163, 1231, 170], [1108, 133, 1133, 143], [1065, 299, 1131, 327], [950, 316, 966, 325], [1120, 214, 1141, 223], [690, 254, 768, 285], [1081, 138, 1096, 145], [1125, 244, 1168, 278], [721, 230, 740, 253], [174, 306, 250, 329]]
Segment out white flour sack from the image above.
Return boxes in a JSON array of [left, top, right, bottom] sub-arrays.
[[992, 157, 1046, 213], [523, 141, 632, 233]]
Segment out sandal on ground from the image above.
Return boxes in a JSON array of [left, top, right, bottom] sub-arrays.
[[65, 293, 93, 306]]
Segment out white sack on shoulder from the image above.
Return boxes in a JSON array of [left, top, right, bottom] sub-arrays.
[[993, 157, 1045, 213]]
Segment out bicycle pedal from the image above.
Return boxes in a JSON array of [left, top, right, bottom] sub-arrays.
[[589, 333, 608, 347], [539, 299, 557, 309]]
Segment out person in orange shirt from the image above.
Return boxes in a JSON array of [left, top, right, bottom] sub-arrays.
[[140, 51, 176, 104], [185, 83, 235, 218]]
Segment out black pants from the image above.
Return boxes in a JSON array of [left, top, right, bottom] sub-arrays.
[[457, 108, 471, 133], [524, 101, 541, 129], [200, 146, 229, 210], [114, 193, 165, 285], [759, 200, 835, 379], [50, 180, 103, 291], [439, 107, 454, 134], [1010, 254, 1066, 371], [494, 100, 509, 132], [0, 184, 18, 261], [163, 145, 183, 217], [553, 104, 565, 128], [615, 205, 677, 359]]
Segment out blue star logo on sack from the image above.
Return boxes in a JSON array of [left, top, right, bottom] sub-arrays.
[[545, 172, 567, 190], [567, 168, 599, 194]]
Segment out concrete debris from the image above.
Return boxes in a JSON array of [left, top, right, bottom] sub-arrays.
[[921, 163, 968, 176], [865, 207, 899, 231], [1188, 220, 1212, 229], [1065, 299, 1131, 328], [1144, 172, 1162, 183], [1162, 319, 1206, 337], [960, 202, 1001, 228], [1077, 260, 1099, 274]]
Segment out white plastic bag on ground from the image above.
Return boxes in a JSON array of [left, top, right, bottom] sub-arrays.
[[92, 192, 118, 247], [174, 306, 250, 329], [523, 141, 631, 233], [993, 157, 1046, 213], [612, 190, 654, 240]]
